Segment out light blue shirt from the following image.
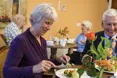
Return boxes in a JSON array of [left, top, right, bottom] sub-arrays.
[[76, 33, 87, 53]]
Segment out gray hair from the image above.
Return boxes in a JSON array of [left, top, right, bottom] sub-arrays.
[[82, 21, 92, 30], [102, 9, 117, 21], [30, 3, 58, 26], [13, 14, 25, 25]]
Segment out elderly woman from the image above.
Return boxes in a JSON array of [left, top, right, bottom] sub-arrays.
[[76, 21, 92, 53], [4, 14, 25, 46], [70, 21, 92, 65], [3, 3, 70, 78]]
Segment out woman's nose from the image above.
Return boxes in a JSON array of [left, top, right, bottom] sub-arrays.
[[47, 25, 51, 30]]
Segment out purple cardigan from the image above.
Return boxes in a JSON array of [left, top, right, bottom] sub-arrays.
[[3, 28, 60, 78]]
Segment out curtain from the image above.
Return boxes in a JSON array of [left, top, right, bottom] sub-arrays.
[[8, 0, 13, 19], [18, 0, 27, 16], [108, 0, 112, 9]]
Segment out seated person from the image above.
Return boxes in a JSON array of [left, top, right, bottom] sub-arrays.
[[4, 14, 25, 46], [83, 9, 117, 60], [70, 21, 92, 65], [76, 21, 92, 53], [3, 3, 70, 78]]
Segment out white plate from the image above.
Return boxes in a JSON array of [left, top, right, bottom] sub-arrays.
[[55, 68, 92, 78], [47, 44, 55, 46], [95, 64, 115, 74]]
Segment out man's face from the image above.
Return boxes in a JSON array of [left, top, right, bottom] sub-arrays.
[[17, 18, 25, 29], [81, 25, 90, 34], [102, 16, 117, 37]]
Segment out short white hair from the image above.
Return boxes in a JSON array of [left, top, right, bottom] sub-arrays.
[[13, 14, 25, 25], [102, 9, 117, 21], [30, 3, 58, 25], [82, 21, 92, 30]]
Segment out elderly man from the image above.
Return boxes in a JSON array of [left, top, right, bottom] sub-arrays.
[[4, 14, 25, 46], [83, 9, 117, 57]]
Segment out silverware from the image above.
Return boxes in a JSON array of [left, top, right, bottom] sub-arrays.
[[53, 63, 75, 69], [54, 65, 68, 69]]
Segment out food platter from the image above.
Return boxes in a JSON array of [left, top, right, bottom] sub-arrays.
[[95, 64, 116, 74], [55, 68, 92, 78]]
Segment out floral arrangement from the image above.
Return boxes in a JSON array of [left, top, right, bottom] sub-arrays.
[[0, 14, 11, 22], [58, 27, 69, 37], [80, 32, 117, 78]]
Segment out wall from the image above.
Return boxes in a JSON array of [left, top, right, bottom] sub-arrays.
[[0, 0, 108, 40], [26, 0, 108, 39]]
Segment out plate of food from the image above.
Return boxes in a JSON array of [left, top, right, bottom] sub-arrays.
[[95, 64, 116, 74], [55, 68, 92, 78], [94, 59, 117, 74]]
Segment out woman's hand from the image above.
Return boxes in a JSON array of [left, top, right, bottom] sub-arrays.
[[33, 60, 55, 73], [57, 54, 70, 64], [80, 40, 86, 44]]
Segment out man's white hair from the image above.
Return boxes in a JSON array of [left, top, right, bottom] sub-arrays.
[[13, 14, 25, 25], [82, 21, 92, 30], [30, 3, 58, 25], [102, 9, 117, 21]]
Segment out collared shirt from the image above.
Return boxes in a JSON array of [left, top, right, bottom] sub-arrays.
[[76, 33, 87, 52], [104, 32, 117, 41], [104, 32, 110, 39], [4, 22, 22, 46]]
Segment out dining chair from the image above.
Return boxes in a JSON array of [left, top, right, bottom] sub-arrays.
[[0, 47, 9, 78], [0, 34, 7, 46]]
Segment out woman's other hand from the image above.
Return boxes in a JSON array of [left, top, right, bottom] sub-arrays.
[[57, 54, 70, 64], [33, 60, 55, 73]]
